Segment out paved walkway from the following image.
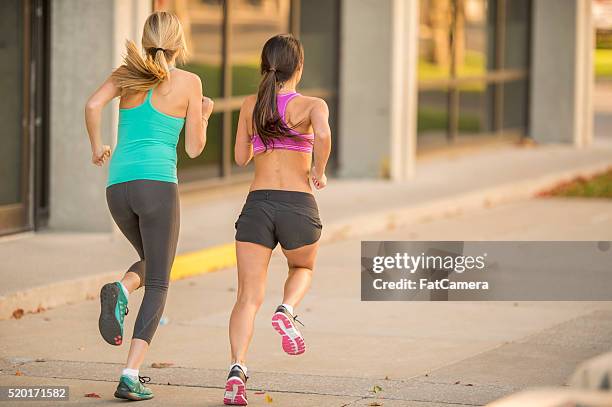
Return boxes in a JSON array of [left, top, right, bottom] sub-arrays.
[[1, 198, 612, 406], [1, 141, 611, 318]]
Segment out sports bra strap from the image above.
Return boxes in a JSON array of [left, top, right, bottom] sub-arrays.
[[278, 92, 300, 121]]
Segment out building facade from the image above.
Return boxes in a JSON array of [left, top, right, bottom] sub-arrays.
[[0, 0, 594, 236]]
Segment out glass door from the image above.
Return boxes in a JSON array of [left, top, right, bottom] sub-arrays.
[[0, 0, 31, 235]]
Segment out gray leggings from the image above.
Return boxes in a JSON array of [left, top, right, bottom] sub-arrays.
[[106, 180, 180, 344]]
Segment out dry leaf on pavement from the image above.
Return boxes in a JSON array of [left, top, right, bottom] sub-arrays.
[[151, 362, 174, 368]]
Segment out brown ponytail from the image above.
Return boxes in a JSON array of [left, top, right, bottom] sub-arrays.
[[253, 34, 305, 150], [111, 11, 187, 92]]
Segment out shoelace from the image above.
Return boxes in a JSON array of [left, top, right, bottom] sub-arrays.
[[138, 376, 151, 384], [293, 314, 305, 327]]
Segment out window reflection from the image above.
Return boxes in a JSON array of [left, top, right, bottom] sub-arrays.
[[503, 0, 530, 69], [155, 0, 224, 180], [418, 0, 530, 149], [155, 0, 224, 98], [177, 113, 223, 182], [458, 84, 495, 138], [231, 0, 290, 96], [419, 0, 452, 80], [417, 89, 450, 149], [455, 0, 491, 77]]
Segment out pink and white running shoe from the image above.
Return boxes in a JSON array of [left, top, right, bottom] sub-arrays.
[[223, 365, 248, 405], [271, 305, 306, 355]]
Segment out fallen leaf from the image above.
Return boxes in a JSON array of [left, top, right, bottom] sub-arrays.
[[465, 383, 474, 387], [369, 402, 383, 406], [151, 362, 174, 368], [35, 358, 46, 362], [15, 371, 23, 376], [265, 393, 273, 403], [12, 309, 24, 319], [384, 376, 389, 380], [371, 385, 383, 393], [454, 381, 460, 385], [84, 393, 101, 398]]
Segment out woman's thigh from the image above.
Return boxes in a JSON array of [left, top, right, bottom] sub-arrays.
[[235, 241, 273, 299]]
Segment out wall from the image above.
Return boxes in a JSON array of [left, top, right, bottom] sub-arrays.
[[49, 0, 150, 231], [530, 0, 593, 146], [338, 0, 418, 179]]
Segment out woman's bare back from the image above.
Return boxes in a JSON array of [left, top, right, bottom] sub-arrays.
[[241, 93, 322, 193]]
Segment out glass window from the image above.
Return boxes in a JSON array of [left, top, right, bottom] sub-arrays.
[[299, 0, 339, 90], [156, 0, 224, 99], [0, 0, 24, 205], [154, 0, 340, 181], [457, 83, 495, 138], [177, 112, 223, 182], [299, 0, 339, 168], [502, 79, 528, 131], [455, 0, 492, 76], [419, 0, 452, 81], [503, 0, 530, 69], [417, 89, 450, 149], [231, 0, 290, 96], [417, 0, 530, 150]]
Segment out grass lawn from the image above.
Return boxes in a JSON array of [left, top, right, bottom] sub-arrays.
[[540, 169, 612, 198]]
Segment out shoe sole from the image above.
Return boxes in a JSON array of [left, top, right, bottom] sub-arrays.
[[99, 283, 123, 346], [223, 377, 248, 405], [114, 390, 154, 401], [271, 312, 305, 355]]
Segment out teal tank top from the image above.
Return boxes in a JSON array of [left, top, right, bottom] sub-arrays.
[[107, 88, 185, 187]]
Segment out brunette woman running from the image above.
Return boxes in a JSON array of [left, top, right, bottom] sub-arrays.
[[84, 12, 213, 401], [224, 34, 332, 405]]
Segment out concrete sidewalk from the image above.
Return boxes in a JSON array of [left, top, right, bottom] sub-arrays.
[[1, 199, 612, 406], [1, 141, 612, 319]]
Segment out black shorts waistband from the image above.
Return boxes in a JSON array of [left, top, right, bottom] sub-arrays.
[[246, 189, 317, 208]]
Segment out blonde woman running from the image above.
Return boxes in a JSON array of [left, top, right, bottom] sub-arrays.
[[84, 11, 213, 401]]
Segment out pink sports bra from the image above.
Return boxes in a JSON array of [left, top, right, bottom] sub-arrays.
[[251, 92, 314, 155]]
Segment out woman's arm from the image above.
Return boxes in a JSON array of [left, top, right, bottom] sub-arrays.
[[85, 76, 121, 166], [234, 96, 255, 167], [310, 98, 332, 189], [184, 74, 213, 158]]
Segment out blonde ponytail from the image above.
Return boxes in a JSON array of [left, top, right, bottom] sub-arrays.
[[111, 11, 187, 92]]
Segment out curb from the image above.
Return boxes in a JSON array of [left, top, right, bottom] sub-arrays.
[[1, 162, 610, 320]]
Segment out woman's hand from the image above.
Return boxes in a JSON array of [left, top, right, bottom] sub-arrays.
[[311, 166, 327, 190], [202, 97, 214, 120], [92, 145, 111, 166]]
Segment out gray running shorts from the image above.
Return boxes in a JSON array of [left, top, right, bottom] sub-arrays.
[[235, 189, 322, 250]]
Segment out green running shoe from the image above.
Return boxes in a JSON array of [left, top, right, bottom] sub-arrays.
[[99, 282, 128, 346], [114, 375, 154, 401]]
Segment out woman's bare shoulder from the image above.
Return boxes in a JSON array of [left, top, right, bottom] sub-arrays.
[[297, 95, 328, 113], [171, 69, 202, 92]]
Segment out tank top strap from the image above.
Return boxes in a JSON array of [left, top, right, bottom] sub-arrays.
[[145, 88, 154, 103], [277, 92, 300, 121]]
